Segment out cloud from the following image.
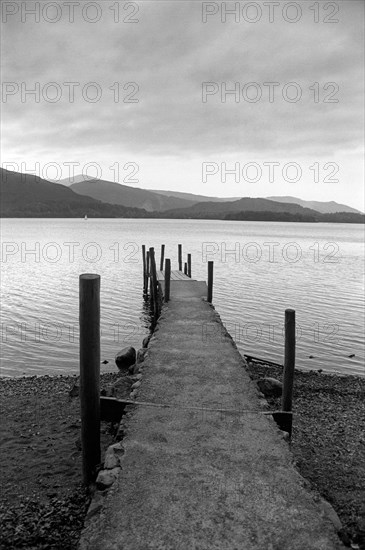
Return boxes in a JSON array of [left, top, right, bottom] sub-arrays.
[[1, 0, 363, 206]]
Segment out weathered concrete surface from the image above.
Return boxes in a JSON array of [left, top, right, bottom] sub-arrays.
[[79, 281, 343, 550]]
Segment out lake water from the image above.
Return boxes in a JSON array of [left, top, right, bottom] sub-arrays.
[[0, 219, 364, 378]]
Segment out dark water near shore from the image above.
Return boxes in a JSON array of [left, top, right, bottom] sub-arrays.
[[0, 218, 364, 377]]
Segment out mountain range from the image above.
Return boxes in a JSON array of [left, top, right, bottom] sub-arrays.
[[1, 169, 363, 223], [0, 169, 148, 218]]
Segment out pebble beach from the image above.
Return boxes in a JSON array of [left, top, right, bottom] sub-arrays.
[[0, 364, 364, 549]]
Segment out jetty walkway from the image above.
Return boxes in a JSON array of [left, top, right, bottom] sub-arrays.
[[79, 269, 343, 549]]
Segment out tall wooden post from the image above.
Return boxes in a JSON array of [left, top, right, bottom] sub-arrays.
[[79, 274, 101, 486], [149, 247, 155, 308], [178, 244, 182, 271], [142, 244, 147, 293], [282, 308, 296, 436], [149, 247, 158, 318], [164, 258, 171, 302], [160, 244, 165, 272], [146, 251, 150, 295], [187, 254, 191, 278], [207, 261, 213, 303]]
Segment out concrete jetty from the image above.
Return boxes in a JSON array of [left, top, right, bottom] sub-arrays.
[[79, 277, 343, 550]]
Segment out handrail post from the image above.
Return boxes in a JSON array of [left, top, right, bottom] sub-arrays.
[[207, 261, 213, 303], [160, 244, 165, 272], [164, 258, 171, 302], [187, 253, 191, 278], [178, 244, 182, 271], [79, 274, 101, 486], [282, 308, 296, 436]]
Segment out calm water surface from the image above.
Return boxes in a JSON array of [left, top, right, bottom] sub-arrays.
[[1, 219, 364, 377]]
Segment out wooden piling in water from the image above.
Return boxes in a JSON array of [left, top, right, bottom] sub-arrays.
[[187, 254, 191, 278], [79, 274, 101, 486], [164, 258, 171, 302], [142, 245, 147, 294], [178, 244, 182, 271], [149, 247, 159, 318], [146, 251, 150, 295], [282, 308, 295, 436], [184, 262, 188, 275], [160, 244, 165, 272], [207, 261, 214, 303]]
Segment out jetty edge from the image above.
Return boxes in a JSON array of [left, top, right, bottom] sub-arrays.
[[78, 274, 344, 549]]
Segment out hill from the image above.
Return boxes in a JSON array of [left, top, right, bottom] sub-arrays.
[[51, 175, 94, 187], [160, 197, 364, 223], [161, 197, 321, 218], [0, 169, 147, 218], [266, 196, 361, 214], [70, 179, 196, 212], [151, 189, 241, 203]]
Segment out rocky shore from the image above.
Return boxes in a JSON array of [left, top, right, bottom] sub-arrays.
[[245, 361, 365, 549], [0, 372, 123, 550], [0, 363, 364, 549]]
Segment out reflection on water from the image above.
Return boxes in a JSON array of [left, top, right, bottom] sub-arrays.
[[0, 218, 364, 377]]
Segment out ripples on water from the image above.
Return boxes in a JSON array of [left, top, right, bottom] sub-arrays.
[[0, 219, 364, 377]]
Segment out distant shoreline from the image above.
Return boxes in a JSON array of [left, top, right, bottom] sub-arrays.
[[1, 214, 364, 223]]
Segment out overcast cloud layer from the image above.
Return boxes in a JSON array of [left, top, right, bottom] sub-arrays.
[[1, 0, 364, 208]]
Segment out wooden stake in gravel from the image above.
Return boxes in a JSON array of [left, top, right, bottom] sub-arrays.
[[282, 308, 296, 436], [79, 274, 101, 486]]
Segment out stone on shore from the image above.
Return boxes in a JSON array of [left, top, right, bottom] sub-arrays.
[[137, 348, 148, 363], [104, 443, 124, 469], [96, 468, 120, 490], [142, 336, 151, 348], [256, 377, 283, 397], [318, 498, 342, 531], [115, 347, 136, 370]]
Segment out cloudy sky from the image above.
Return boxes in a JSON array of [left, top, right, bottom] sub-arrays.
[[1, 0, 364, 208]]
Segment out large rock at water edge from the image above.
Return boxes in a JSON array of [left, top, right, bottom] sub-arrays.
[[115, 347, 136, 370], [257, 377, 283, 398]]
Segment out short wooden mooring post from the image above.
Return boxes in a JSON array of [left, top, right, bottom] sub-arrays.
[[79, 274, 101, 486], [207, 261, 214, 303], [164, 258, 171, 302], [187, 253, 191, 278], [160, 244, 165, 272], [184, 262, 188, 275], [281, 308, 296, 436], [178, 244, 182, 271]]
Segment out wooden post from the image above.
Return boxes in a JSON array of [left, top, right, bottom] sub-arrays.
[[164, 258, 171, 302], [184, 262, 188, 275], [142, 245, 147, 293], [160, 244, 165, 272], [282, 308, 295, 436], [79, 274, 101, 486], [149, 247, 158, 317], [187, 254, 191, 278], [178, 244, 182, 271], [207, 261, 213, 303], [148, 247, 155, 307], [146, 251, 150, 294]]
